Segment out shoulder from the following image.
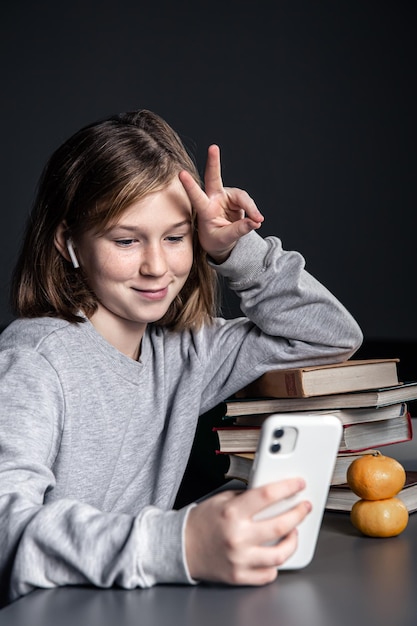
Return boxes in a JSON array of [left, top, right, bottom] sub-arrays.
[[0, 317, 79, 353]]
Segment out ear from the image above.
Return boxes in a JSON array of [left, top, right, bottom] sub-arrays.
[[54, 222, 70, 260], [54, 222, 80, 268]]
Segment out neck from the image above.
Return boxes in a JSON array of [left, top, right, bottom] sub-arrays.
[[88, 309, 145, 360]]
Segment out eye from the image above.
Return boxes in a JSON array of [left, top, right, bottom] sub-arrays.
[[115, 239, 136, 247], [165, 236, 184, 243]]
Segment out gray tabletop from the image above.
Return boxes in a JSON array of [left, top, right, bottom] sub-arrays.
[[1, 506, 417, 626], [2, 427, 417, 626]]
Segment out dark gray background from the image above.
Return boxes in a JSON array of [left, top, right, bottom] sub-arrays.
[[1, 0, 416, 339]]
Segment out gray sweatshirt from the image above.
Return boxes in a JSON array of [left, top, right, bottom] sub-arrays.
[[0, 231, 362, 602]]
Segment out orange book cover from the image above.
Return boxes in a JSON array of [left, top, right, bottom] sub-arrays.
[[237, 359, 400, 399]]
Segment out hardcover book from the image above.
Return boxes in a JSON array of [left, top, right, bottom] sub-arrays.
[[224, 382, 417, 416], [236, 359, 400, 399], [326, 470, 417, 513], [224, 449, 381, 487], [231, 402, 407, 427], [214, 411, 413, 454]]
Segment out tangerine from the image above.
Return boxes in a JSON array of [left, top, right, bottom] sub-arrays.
[[350, 497, 409, 537], [346, 451, 406, 500]]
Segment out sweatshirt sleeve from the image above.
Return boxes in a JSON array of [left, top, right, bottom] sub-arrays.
[[8, 499, 196, 601], [199, 230, 363, 407], [0, 350, 195, 603]]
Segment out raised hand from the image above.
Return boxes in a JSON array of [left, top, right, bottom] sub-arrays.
[[179, 145, 264, 263]]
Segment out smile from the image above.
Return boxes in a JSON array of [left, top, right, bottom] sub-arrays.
[[132, 287, 169, 301]]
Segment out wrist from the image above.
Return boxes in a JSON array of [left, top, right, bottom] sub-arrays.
[[207, 244, 236, 265], [184, 505, 202, 581]]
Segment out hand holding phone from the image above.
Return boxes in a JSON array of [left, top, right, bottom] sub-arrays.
[[248, 413, 342, 569]]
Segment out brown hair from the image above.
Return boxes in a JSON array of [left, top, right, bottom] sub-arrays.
[[11, 110, 218, 329]]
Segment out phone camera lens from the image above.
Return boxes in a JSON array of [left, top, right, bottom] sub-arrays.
[[273, 428, 284, 439], [270, 442, 281, 454]]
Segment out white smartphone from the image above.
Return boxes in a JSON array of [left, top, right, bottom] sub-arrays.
[[248, 413, 342, 569]]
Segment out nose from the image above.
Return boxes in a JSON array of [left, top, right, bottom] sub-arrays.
[[139, 242, 168, 277]]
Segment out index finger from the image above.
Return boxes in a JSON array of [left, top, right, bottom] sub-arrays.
[[238, 478, 307, 518], [178, 169, 209, 212]]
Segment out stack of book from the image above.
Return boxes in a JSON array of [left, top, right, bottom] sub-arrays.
[[213, 359, 417, 512]]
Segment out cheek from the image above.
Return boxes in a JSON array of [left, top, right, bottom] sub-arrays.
[[175, 247, 194, 277], [84, 250, 129, 286]]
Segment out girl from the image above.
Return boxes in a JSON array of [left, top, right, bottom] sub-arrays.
[[0, 110, 362, 603]]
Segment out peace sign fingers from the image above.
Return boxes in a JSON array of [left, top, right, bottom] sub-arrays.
[[179, 145, 264, 263]]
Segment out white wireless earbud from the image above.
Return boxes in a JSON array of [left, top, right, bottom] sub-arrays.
[[66, 238, 80, 269]]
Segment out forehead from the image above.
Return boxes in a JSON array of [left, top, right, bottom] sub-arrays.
[[114, 177, 193, 227], [126, 178, 191, 217]]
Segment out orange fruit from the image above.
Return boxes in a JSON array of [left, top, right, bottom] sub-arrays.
[[346, 451, 406, 500], [350, 497, 409, 537]]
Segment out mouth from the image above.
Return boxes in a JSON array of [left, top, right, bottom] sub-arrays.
[[132, 286, 169, 301]]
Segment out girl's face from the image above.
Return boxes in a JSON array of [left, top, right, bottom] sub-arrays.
[[76, 177, 194, 358]]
